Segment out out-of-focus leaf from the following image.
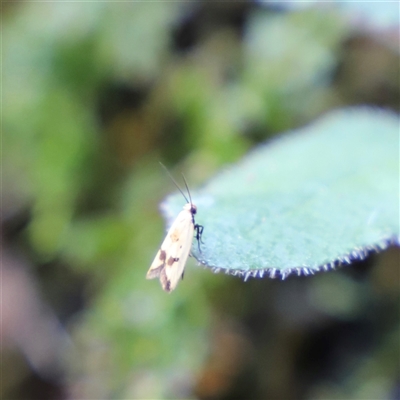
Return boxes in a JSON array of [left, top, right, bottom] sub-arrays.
[[242, 9, 348, 131], [243, 10, 346, 91], [164, 108, 399, 279]]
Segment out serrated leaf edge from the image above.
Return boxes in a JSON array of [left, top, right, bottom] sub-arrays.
[[195, 235, 399, 281]]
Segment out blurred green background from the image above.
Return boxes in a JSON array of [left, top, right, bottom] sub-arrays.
[[2, 2, 399, 399]]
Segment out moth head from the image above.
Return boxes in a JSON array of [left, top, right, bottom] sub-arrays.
[[184, 203, 197, 215]]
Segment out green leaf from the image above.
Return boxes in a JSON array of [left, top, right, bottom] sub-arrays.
[[163, 108, 399, 279]]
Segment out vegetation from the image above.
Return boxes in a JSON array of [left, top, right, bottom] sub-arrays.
[[3, 2, 399, 399]]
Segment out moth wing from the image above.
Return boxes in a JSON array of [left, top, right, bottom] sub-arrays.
[[146, 240, 172, 280], [146, 248, 166, 280], [163, 213, 194, 292], [146, 208, 194, 292]]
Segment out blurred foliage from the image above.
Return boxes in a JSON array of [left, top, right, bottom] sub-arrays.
[[2, 2, 399, 400]]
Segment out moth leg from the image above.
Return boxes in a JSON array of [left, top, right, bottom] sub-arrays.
[[194, 224, 204, 252], [195, 224, 204, 243]]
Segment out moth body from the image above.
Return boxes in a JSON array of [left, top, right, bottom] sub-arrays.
[[146, 203, 201, 292]]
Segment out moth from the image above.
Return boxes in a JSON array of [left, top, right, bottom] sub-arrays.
[[146, 166, 203, 292]]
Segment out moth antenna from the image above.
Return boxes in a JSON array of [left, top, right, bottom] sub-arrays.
[[159, 162, 189, 203], [181, 174, 193, 206]]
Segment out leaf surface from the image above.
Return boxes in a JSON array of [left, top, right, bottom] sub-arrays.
[[163, 108, 399, 279]]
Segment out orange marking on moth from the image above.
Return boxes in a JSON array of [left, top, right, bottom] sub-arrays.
[[170, 229, 180, 242]]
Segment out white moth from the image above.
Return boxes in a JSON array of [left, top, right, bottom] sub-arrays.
[[146, 167, 203, 292]]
